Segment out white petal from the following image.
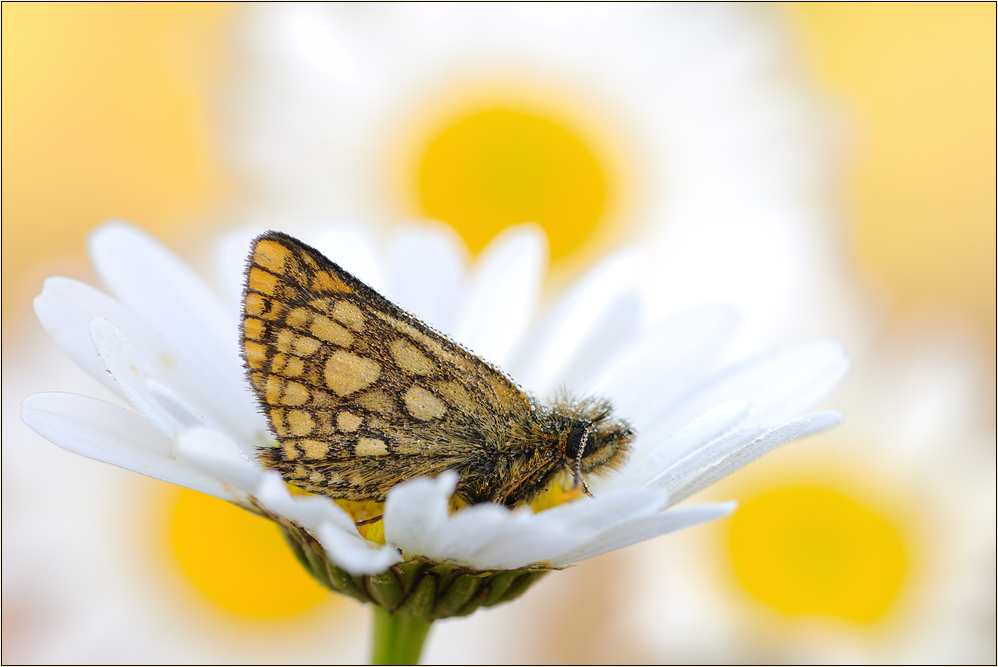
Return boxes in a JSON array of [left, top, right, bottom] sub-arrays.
[[510, 248, 642, 393], [410, 502, 516, 561], [426, 504, 576, 569], [34, 277, 261, 451], [90, 318, 184, 438], [534, 487, 669, 535], [383, 223, 469, 335], [605, 399, 754, 491], [254, 471, 357, 534], [175, 427, 263, 493], [548, 502, 736, 566], [720, 341, 850, 426], [663, 417, 811, 505], [147, 379, 207, 430], [383, 472, 456, 559], [21, 392, 232, 501], [88, 221, 234, 364], [33, 277, 130, 399], [453, 224, 547, 367], [594, 303, 739, 427], [800, 409, 843, 435], [455, 510, 586, 570], [385, 475, 671, 570], [647, 340, 849, 439], [644, 424, 766, 493], [252, 473, 403, 575], [314, 523, 403, 575], [88, 222, 264, 444], [383, 473, 585, 570], [484, 490, 670, 568], [555, 295, 641, 395]]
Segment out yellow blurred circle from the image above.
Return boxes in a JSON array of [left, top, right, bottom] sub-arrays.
[[169, 488, 329, 618], [728, 486, 906, 623], [417, 108, 608, 260]]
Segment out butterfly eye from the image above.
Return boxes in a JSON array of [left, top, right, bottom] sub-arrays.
[[565, 426, 597, 461]]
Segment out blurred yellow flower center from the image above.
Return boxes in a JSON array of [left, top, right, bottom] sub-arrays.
[[727, 486, 907, 624], [169, 488, 328, 618], [417, 108, 608, 260]]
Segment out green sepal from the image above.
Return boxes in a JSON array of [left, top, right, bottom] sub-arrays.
[[434, 572, 486, 617], [395, 571, 438, 621]]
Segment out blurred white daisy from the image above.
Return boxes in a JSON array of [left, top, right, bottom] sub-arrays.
[[223, 1, 855, 358], [25, 220, 846, 590]]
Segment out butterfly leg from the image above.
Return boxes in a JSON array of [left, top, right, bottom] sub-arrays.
[[355, 514, 383, 526]]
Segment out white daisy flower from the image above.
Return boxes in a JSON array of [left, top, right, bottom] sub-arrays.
[[24, 220, 847, 611]]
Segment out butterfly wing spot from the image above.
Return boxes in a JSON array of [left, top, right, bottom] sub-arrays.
[[356, 438, 388, 456], [300, 439, 330, 459], [434, 380, 475, 413], [270, 353, 288, 373], [325, 350, 381, 396], [282, 356, 305, 377], [253, 239, 293, 273], [390, 339, 438, 375], [270, 408, 287, 436], [247, 294, 285, 321], [294, 335, 322, 357], [404, 385, 448, 421], [265, 376, 284, 404], [286, 307, 311, 329], [311, 315, 353, 346], [245, 341, 267, 370], [374, 312, 472, 374], [337, 411, 363, 432], [275, 330, 295, 354], [287, 409, 315, 436], [248, 267, 279, 296], [281, 381, 310, 406], [245, 292, 267, 316], [243, 318, 265, 340], [331, 300, 366, 331], [312, 270, 353, 294]]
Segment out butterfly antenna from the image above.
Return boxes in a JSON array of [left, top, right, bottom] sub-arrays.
[[572, 425, 596, 498]]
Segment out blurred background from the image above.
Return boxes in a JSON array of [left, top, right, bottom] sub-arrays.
[[2, 3, 994, 663]]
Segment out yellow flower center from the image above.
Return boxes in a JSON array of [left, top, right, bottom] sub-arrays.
[[528, 473, 586, 512], [414, 106, 614, 262], [726, 486, 907, 623], [167, 488, 329, 618], [335, 498, 387, 544]]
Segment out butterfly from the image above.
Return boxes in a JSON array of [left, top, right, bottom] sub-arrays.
[[241, 231, 633, 510]]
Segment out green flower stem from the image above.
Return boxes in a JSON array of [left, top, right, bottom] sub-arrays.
[[370, 605, 433, 665]]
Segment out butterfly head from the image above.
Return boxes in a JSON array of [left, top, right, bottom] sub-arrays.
[[547, 394, 634, 492]]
